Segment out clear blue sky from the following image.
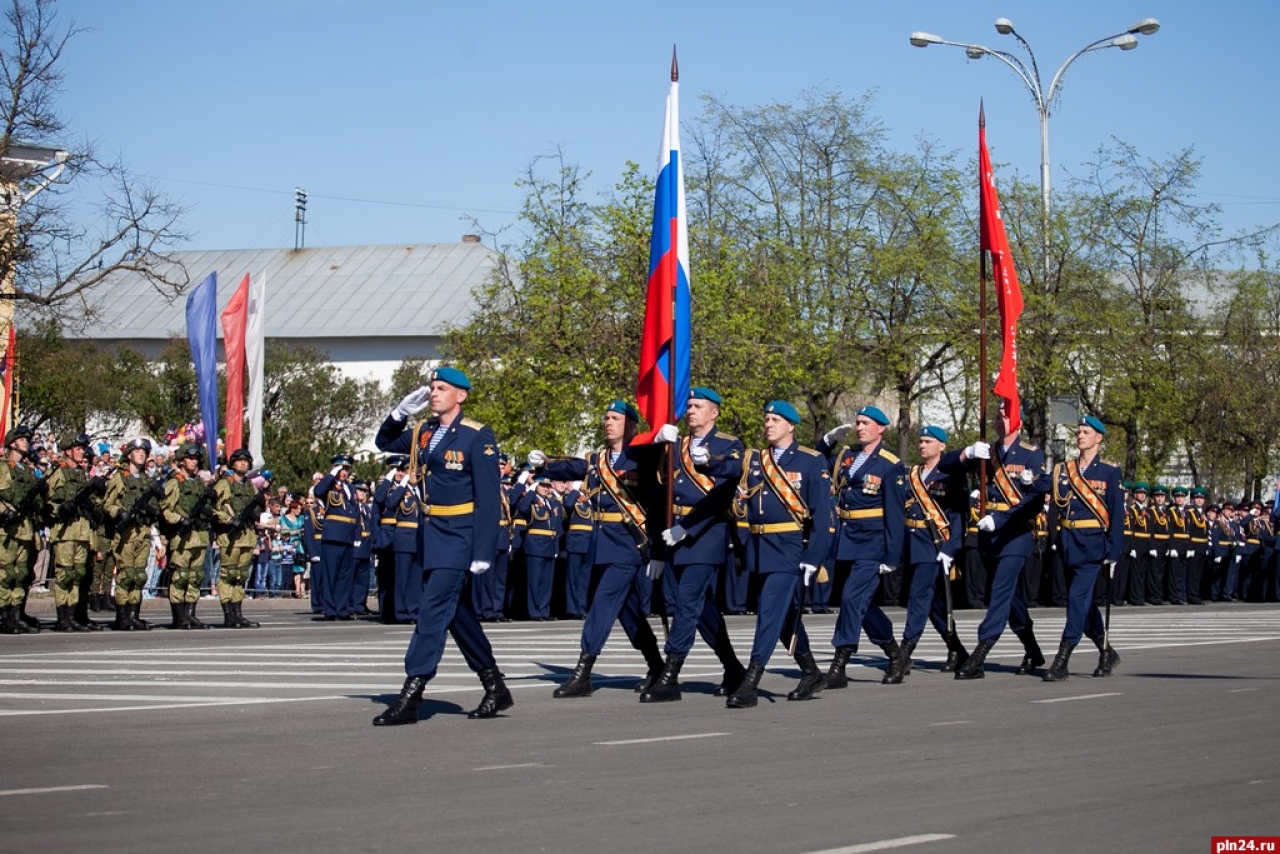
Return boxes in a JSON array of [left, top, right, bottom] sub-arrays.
[[54, 0, 1280, 252]]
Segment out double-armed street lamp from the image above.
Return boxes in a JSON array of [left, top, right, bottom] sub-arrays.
[[909, 17, 1160, 284]]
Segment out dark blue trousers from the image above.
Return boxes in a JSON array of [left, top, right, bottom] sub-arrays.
[[1062, 560, 1105, 647], [662, 563, 740, 673], [580, 562, 661, 666], [404, 567, 496, 678], [749, 572, 810, 667], [831, 559, 896, 650], [564, 551, 590, 617], [394, 551, 422, 622], [472, 549, 507, 620], [320, 543, 353, 618], [718, 554, 749, 614], [526, 554, 554, 619], [351, 557, 372, 614], [978, 551, 1034, 644], [903, 561, 952, 645]]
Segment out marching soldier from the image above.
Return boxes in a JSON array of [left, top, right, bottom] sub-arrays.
[[706, 400, 834, 708], [44, 434, 103, 632], [884, 425, 970, 683], [819, 405, 906, 689], [1147, 485, 1171, 604], [1125, 482, 1152, 606], [313, 454, 358, 621], [372, 367, 514, 724], [1167, 486, 1191, 605], [102, 437, 164, 631], [160, 443, 217, 629], [1043, 416, 1124, 681], [212, 448, 264, 628], [1186, 487, 1210, 605], [545, 400, 666, 699], [640, 386, 747, 702], [951, 401, 1049, 680], [0, 426, 44, 633]]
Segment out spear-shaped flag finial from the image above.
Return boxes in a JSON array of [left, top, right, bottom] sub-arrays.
[[979, 97, 985, 129], [671, 45, 679, 82]]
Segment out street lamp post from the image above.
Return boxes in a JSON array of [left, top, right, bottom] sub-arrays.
[[909, 17, 1160, 284]]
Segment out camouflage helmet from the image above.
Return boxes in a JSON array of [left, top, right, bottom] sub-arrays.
[[123, 437, 152, 454], [61, 433, 93, 452], [4, 424, 33, 448], [176, 443, 204, 462], [228, 448, 253, 466]]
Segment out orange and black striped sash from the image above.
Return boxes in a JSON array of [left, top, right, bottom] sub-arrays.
[[1062, 459, 1109, 528], [594, 450, 646, 529], [678, 438, 716, 495], [758, 448, 809, 525], [908, 465, 950, 543]]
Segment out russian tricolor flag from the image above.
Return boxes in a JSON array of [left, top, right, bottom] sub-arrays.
[[635, 52, 692, 442]]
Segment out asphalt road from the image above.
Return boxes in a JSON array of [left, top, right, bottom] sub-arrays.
[[3, 598, 1277, 853]]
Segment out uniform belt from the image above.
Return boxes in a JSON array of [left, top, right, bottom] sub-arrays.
[[1132, 532, 1151, 539], [394, 521, 419, 529], [1247, 539, 1260, 545], [420, 502, 475, 517], [1191, 537, 1208, 544], [1059, 518, 1102, 530], [838, 508, 884, 520], [1153, 533, 1169, 540], [325, 514, 356, 524], [594, 511, 625, 523], [526, 529, 558, 537], [379, 517, 395, 525], [905, 518, 930, 529], [569, 524, 593, 532], [749, 522, 802, 535]]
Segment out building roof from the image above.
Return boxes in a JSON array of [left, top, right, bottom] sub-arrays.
[[75, 241, 498, 340]]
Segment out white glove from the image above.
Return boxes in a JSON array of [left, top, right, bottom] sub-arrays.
[[1149, 549, 1158, 557], [1104, 559, 1117, 579], [689, 444, 710, 465], [310, 556, 320, 564], [1050, 544, 1057, 551], [1168, 549, 1179, 559], [977, 514, 996, 532], [662, 525, 688, 546], [970, 489, 981, 501], [469, 560, 491, 575], [646, 559, 665, 581], [822, 424, 853, 446], [1235, 555, 1242, 564], [383, 469, 397, 483], [1185, 550, 1195, 558], [937, 552, 954, 574], [655, 424, 680, 444], [516, 470, 532, 485], [527, 449, 547, 467], [1129, 549, 1137, 559], [330, 466, 342, 477], [353, 540, 362, 548], [1214, 556, 1222, 564], [965, 442, 991, 460], [391, 386, 432, 421], [802, 563, 818, 586], [1019, 469, 1035, 485], [878, 563, 895, 575]]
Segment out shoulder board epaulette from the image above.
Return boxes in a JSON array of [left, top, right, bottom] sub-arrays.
[[796, 446, 823, 458], [1019, 440, 1040, 451], [878, 449, 900, 464], [715, 432, 739, 444], [1101, 458, 1118, 469], [459, 417, 485, 431]]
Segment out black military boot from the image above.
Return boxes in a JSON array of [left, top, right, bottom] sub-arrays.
[[468, 667, 515, 719], [787, 651, 827, 700], [882, 639, 917, 685], [553, 653, 597, 698], [88, 594, 102, 612], [372, 676, 428, 726], [955, 639, 993, 680], [53, 606, 75, 632], [1014, 628, 1045, 675], [825, 647, 854, 689], [880, 638, 901, 665], [221, 602, 239, 628], [715, 660, 746, 698], [1092, 644, 1120, 677], [17, 604, 40, 633], [127, 603, 151, 631], [941, 633, 969, 673], [639, 654, 686, 703], [1042, 641, 1075, 682], [233, 602, 260, 628], [186, 602, 210, 629], [112, 602, 132, 631], [171, 602, 190, 630], [0, 606, 20, 634], [633, 647, 666, 693], [726, 660, 765, 709]]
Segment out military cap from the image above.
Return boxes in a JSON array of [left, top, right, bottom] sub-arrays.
[[919, 425, 948, 443], [533, 474, 551, 486], [764, 400, 801, 425], [175, 443, 203, 461], [605, 400, 640, 421], [430, 366, 471, 390], [1222, 500, 1236, 510], [123, 437, 152, 454], [856, 405, 890, 426], [386, 454, 410, 469], [1171, 485, 1189, 497], [1191, 487, 1209, 498], [1079, 415, 1106, 435], [352, 478, 369, 491], [1132, 481, 1150, 493], [1151, 484, 1169, 497], [331, 453, 353, 467], [61, 432, 93, 451], [690, 386, 722, 406], [1207, 503, 1221, 513], [229, 448, 253, 465]]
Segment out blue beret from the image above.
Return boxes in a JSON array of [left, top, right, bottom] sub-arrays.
[[606, 400, 640, 421], [1079, 415, 1106, 435], [857, 405, 890, 426], [431, 366, 471, 390], [764, 400, 801, 425], [690, 386, 722, 406], [920, 425, 948, 443]]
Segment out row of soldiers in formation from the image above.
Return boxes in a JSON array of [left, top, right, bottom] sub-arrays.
[[0, 427, 270, 634], [360, 367, 1153, 727]]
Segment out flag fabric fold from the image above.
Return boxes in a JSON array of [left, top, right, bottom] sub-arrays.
[[0, 326, 17, 438], [635, 72, 692, 443], [186, 272, 220, 467], [979, 107, 1024, 433], [245, 270, 267, 465], [220, 273, 250, 457]]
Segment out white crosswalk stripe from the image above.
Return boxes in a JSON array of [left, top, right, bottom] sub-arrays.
[[1, 606, 1278, 715]]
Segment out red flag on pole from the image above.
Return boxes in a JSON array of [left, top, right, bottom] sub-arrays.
[[979, 105, 1024, 432], [220, 273, 250, 455]]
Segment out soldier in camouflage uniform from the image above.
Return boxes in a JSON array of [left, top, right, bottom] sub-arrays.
[[103, 438, 166, 630], [44, 433, 106, 632], [0, 425, 45, 634], [213, 448, 264, 628], [161, 443, 218, 629]]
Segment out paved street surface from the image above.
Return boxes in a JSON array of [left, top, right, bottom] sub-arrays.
[[3, 598, 1277, 853]]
